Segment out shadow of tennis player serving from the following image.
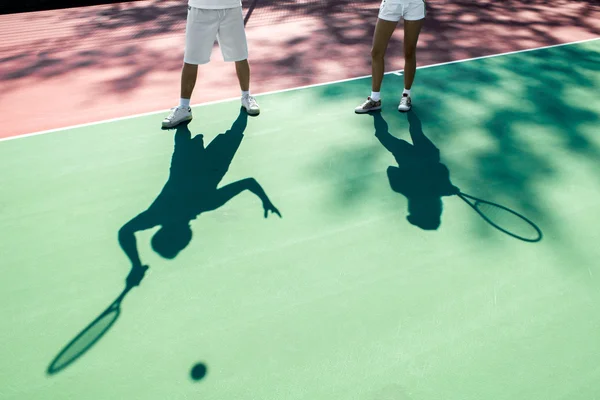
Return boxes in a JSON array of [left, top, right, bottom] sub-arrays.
[[119, 107, 281, 276], [47, 108, 281, 375], [371, 110, 542, 242]]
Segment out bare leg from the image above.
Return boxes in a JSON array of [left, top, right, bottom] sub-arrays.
[[371, 18, 398, 92], [162, 62, 197, 127], [403, 19, 424, 90], [235, 59, 250, 92], [181, 62, 198, 99]]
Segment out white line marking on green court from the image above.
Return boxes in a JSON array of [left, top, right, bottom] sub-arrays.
[[1, 37, 598, 143]]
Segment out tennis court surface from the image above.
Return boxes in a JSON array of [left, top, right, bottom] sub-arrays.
[[1, 4, 600, 400]]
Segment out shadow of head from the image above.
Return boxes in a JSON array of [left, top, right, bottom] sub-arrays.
[[406, 196, 442, 230], [151, 223, 193, 259], [387, 162, 455, 231]]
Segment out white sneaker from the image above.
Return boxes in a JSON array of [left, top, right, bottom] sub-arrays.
[[355, 97, 382, 114], [162, 106, 192, 129], [242, 94, 260, 115], [398, 94, 412, 112]]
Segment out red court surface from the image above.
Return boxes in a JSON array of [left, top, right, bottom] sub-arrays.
[[1, 0, 599, 138]]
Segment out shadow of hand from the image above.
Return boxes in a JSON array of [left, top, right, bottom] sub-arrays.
[[125, 264, 149, 288], [263, 198, 282, 218]]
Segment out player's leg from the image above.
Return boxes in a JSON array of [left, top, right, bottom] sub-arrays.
[[355, 0, 400, 114], [398, 0, 425, 112], [180, 62, 198, 104], [162, 7, 219, 128], [235, 60, 250, 93], [371, 19, 398, 96], [235, 59, 259, 115], [218, 7, 260, 115]]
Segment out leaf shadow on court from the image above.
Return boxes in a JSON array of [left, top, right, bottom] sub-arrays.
[[47, 108, 281, 376], [4, 0, 598, 103], [314, 41, 598, 244]]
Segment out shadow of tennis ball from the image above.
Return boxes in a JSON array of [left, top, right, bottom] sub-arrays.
[[190, 363, 207, 381]]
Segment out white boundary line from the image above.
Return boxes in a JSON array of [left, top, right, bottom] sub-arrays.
[[1, 37, 598, 143]]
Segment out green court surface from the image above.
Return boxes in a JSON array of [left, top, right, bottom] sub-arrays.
[[1, 40, 600, 400]]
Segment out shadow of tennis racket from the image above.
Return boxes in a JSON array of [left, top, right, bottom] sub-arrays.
[[454, 191, 543, 242], [47, 265, 148, 375]]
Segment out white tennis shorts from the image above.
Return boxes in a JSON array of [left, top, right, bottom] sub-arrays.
[[378, 0, 426, 22], [184, 6, 248, 65]]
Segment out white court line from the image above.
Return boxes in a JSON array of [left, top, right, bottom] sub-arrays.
[[1, 37, 598, 143]]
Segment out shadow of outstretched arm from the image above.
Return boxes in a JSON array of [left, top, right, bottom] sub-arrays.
[[205, 178, 282, 218], [118, 211, 156, 285]]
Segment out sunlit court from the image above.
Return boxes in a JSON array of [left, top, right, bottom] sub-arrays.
[[1, 1, 600, 399]]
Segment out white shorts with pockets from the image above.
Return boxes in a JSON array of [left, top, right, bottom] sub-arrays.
[[184, 6, 248, 65]]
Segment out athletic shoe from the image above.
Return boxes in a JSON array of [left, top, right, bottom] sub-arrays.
[[242, 94, 260, 115], [355, 97, 382, 113], [398, 94, 412, 112], [162, 106, 192, 129]]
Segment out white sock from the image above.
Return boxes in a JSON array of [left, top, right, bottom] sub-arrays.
[[242, 90, 250, 97], [179, 98, 190, 108], [403, 88, 411, 97], [370, 91, 381, 101]]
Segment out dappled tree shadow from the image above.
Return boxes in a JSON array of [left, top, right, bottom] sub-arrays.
[[1, 0, 599, 239], [1, 0, 598, 99], [312, 40, 600, 242]]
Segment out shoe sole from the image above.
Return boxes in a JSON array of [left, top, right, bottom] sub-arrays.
[[161, 116, 193, 129], [398, 106, 411, 113], [243, 107, 260, 116], [355, 106, 382, 114]]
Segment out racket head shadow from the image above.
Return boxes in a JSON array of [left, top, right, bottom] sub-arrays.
[[458, 193, 543, 243], [47, 290, 128, 375]]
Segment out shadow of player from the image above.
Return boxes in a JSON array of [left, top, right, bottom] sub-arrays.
[[119, 107, 281, 281], [371, 110, 458, 230], [47, 108, 281, 375]]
